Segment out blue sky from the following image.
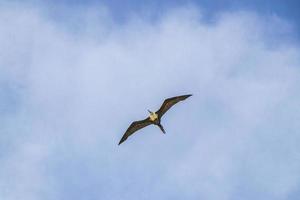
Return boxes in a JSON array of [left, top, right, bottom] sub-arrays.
[[9, 0, 300, 36], [0, 1, 300, 200]]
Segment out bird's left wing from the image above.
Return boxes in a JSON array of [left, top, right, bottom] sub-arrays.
[[156, 94, 192, 118], [118, 117, 152, 145]]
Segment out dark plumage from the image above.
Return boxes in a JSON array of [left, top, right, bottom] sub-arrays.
[[118, 94, 192, 145]]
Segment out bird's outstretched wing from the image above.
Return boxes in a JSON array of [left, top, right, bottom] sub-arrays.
[[118, 117, 152, 145], [156, 94, 192, 118]]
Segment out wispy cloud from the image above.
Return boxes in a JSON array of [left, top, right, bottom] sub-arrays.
[[0, 3, 299, 200]]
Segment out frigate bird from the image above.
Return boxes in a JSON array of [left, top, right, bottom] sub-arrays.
[[118, 94, 192, 145]]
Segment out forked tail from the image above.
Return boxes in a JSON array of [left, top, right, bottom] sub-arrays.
[[158, 124, 166, 134]]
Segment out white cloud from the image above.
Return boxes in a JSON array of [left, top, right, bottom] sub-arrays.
[[0, 3, 300, 200]]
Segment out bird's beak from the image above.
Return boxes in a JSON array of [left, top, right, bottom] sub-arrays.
[[147, 109, 151, 114]]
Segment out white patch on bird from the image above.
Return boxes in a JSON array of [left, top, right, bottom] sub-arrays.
[[149, 112, 158, 121]]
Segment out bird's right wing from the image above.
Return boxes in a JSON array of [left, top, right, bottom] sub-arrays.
[[118, 117, 152, 145]]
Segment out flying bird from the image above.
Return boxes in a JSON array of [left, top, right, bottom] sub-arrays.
[[118, 94, 192, 145]]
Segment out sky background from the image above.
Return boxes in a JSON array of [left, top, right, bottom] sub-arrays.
[[0, 0, 300, 200]]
